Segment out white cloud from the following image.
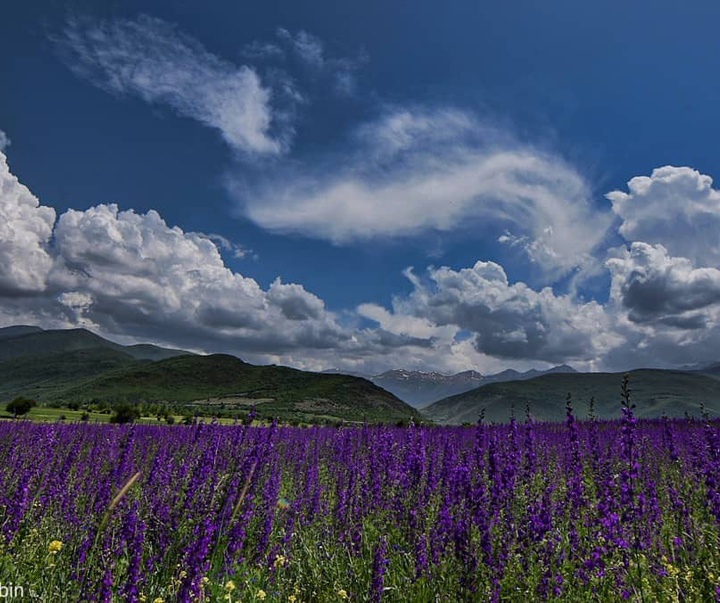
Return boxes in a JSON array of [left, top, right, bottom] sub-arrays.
[[357, 303, 447, 340], [0, 145, 466, 371], [238, 107, 612, 278], [57, 291, 97, 329], [0, 151, 56, 293], [0, 147, 352, 354], [0, 146, 574, 374], [193, 232, 254, 259], [277, 28, 324, 68], [59, 15, 292, 156], [599, 166, 720, 369], [364, 261, 619, 364], [275, 256, 628, 376], [353, 109, 479, 158], [46, 203, 350, 352], [607, 166, 720, 267], [0, 130, 10, 152], [274, 28, 363, 95]]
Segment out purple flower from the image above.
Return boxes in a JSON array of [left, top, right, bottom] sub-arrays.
[[370, 536, 389, 603]]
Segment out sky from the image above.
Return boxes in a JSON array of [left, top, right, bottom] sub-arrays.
[[2, 1, 720, 376]]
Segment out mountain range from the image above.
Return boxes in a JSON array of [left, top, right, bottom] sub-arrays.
[[367, 365, 578, 407]]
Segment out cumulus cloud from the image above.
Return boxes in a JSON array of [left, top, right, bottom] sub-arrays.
[[0, 152, 56, 294], [607, 166, 720, 267], [46, 203, 352, 352], [598, 166, 720, 368], [363, 261, 618, 364], [58, 15, 292, 156], [0, 130, 10, 151], [357, 303, 448, 340], [593, 240, 720, 371], [0, 150, 358, 356], [607, 242, 720, 328], [238, 107, 612, 278]]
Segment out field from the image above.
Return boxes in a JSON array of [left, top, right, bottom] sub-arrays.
[[1, 393, 720, 602], [0, 407, 235, 426]]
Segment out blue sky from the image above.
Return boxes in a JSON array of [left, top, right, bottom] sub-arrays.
[[2, 1, 720, 375]]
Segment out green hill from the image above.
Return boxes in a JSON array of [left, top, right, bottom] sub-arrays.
[[422, 369, 720, 424], [0, 348, 142, 401], [45, 354, 420, 423]]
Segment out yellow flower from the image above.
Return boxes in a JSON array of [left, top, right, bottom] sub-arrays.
[[48, 540, 63, 554], [257, 589, 267, 600], [153, 599, 164, 603], [289, 596, 297, 603], [179, 570, 187, 579], [225, 581, 236, 593], [274, 554, 287, 568], [201, 576, 210, 585], [338, 589, 349, 600]]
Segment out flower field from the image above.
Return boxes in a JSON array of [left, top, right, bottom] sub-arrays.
[[1, 392, 720, 601]]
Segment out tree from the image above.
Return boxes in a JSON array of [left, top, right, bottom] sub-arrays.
[[6, 396, 37, 418], [109, 403, 140, 424]]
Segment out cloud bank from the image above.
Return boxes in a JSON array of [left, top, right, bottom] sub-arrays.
[[7, 141, 720, 374], [0, 149, 353, 357]]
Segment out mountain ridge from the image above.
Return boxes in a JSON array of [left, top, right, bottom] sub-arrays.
[[0, 326, 419, 424]]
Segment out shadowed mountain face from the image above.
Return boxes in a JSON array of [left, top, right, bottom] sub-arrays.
[[0, 326, 419, 424], [422, 369, 720, 424], [0, 325, 44, 341], [0, 326, 188, 361]]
